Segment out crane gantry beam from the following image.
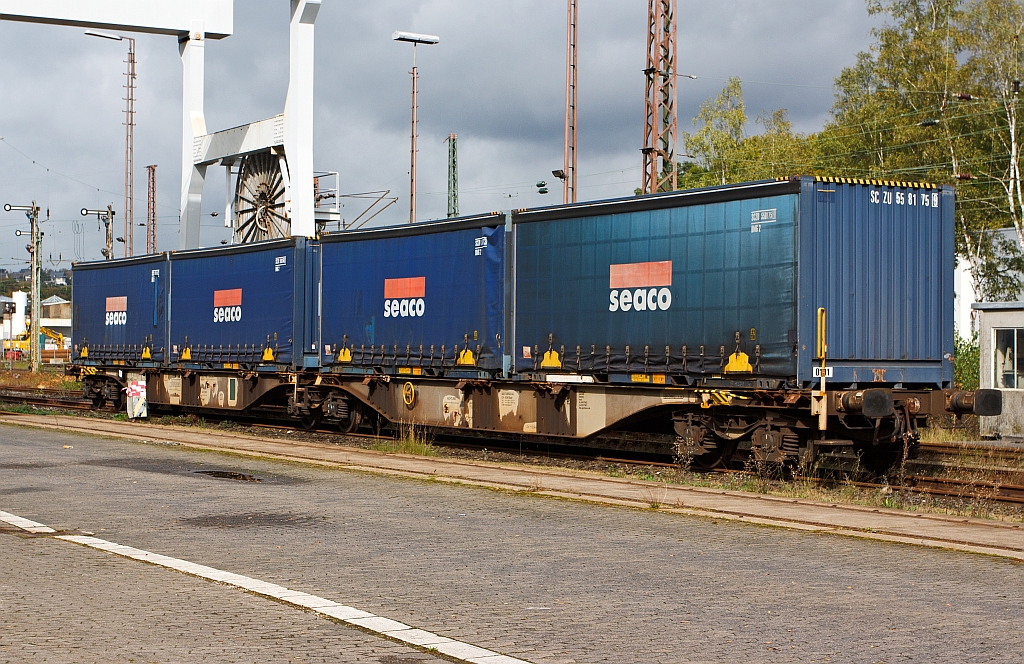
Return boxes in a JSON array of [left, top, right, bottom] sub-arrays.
[[0, 0, 233, 250]]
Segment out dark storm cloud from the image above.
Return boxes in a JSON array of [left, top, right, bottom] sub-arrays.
[[0, 1, 879, 266]]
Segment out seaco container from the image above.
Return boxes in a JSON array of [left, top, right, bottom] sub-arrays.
[[510, 176, 954, 388], [168, 238, 315, 368], [319, 214, 506, 372], [72, 254, 168, 363]]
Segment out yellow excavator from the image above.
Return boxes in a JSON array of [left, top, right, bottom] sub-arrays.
[[3, 326, 65, 359]]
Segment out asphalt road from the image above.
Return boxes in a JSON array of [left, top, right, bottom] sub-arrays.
[[2, 423, 1023, 663]]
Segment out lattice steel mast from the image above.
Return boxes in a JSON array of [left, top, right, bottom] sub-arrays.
[[446, 133, 459, 218], [642, 0, 677, 194], [563, 0, 578, 204], [146, 165, 158, 253], [123, 36, 136, 256]]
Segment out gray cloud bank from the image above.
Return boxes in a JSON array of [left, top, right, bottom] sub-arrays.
[[0, 1, 879, 267]]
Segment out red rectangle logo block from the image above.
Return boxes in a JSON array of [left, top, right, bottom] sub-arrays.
[[384, 277, 426, 299], [213, 289, 243, 307], [105, 296, 127, 312], [609, 261, 672, 289]]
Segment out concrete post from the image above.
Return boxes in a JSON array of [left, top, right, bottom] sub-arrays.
[[284, 0, 320, 238], [178, 22, 207, 249]]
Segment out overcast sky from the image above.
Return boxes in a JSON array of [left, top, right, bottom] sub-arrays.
[[0, 1, 882, 269]]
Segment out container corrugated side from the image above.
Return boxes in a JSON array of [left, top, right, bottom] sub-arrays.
[[511, 180, 800, 378], [320, 217, 506, 371], [72, 255, 168, 361], [168, 239, 301, 365], [797, 177, 954, 388]]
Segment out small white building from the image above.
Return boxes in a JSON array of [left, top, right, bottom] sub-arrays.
[[40, 295, 72, 348], [974, 301, 1024, 439]]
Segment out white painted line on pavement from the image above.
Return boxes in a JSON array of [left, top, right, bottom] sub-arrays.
[[0, 510, 56, 533], [0, 508, 531, 664]]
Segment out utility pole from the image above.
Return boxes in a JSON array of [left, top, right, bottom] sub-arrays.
[[642, 0, 677, 194], [4, 202, 42, 371], [410, 46, 419, 223], [445, 133, 459, 218], [82, 206, 116, 260], [563, 0, 579, 204], [146, 165, 158, 253], [86, 30, 137, 255]]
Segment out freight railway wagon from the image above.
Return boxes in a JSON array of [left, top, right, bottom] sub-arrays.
[[70, 176, 1000, 468]]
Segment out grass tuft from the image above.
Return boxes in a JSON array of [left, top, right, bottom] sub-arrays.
[[370, 423, 437, 457]]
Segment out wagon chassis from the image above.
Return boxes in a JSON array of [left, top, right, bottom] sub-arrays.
[[73, 362, 989, 470]]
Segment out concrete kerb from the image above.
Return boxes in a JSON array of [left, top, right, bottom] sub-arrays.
[[2, 413, 1023, 561]]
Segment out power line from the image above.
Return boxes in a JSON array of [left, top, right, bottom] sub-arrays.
[[0, 135, 177, 211]]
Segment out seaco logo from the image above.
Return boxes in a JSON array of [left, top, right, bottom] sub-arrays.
[[105, 296, 128, 326], [213, 288, 243, 323], [383, 276, 425, 318], [608, 261, 673, 312]]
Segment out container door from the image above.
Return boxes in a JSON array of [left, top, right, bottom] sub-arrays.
[[302, 242, 322, 368]]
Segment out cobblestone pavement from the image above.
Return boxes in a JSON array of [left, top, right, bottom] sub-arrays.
[[0, 531, 441, 663], [3, 424, 1024, 663]]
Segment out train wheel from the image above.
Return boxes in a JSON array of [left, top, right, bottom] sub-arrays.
[[324, 394, 362, 434], [299, 410, 322, 431], [336, 407, 362, 434], [690, 440, 737, 470], [103, 383, 125, 412]]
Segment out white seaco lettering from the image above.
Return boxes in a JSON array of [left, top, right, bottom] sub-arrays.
[[633, 288, 647, 311], [384, 298, 425, 318], [213, 306, 243, 323], [609, 288, 672, 312], [105, 311, 127, 326]]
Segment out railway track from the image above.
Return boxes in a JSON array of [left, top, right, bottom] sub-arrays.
[[1, 387, 1023, 505], [919, 440, 1024, 464], [0, 387, 98, 411]]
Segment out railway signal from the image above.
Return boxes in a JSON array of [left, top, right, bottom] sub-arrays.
[[82, 206, 117, 261], [4, 202, 42, 372]]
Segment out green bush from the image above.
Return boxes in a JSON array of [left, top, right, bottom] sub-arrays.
[[954, 332, 980, 391]]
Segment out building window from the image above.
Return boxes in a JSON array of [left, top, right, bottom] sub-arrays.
[[994, 328, 1024, 389]]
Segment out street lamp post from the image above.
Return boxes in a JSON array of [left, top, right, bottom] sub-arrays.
[[393, 31, 440, 224], [86, 30, 136, 257], [4, 202, 42, 372]]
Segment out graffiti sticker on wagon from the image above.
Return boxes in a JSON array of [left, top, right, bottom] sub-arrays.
[[213, 288, 243, 323], [383, 276, 426, 318], [105, 296, 127, 326], [608, 261, 672, 312]]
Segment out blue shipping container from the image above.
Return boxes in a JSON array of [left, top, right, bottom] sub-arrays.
[[320, 215, 506, 371], [512, 176, 953, 388], [72, 254, 168, 362], [168, 239, 310, 367]]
